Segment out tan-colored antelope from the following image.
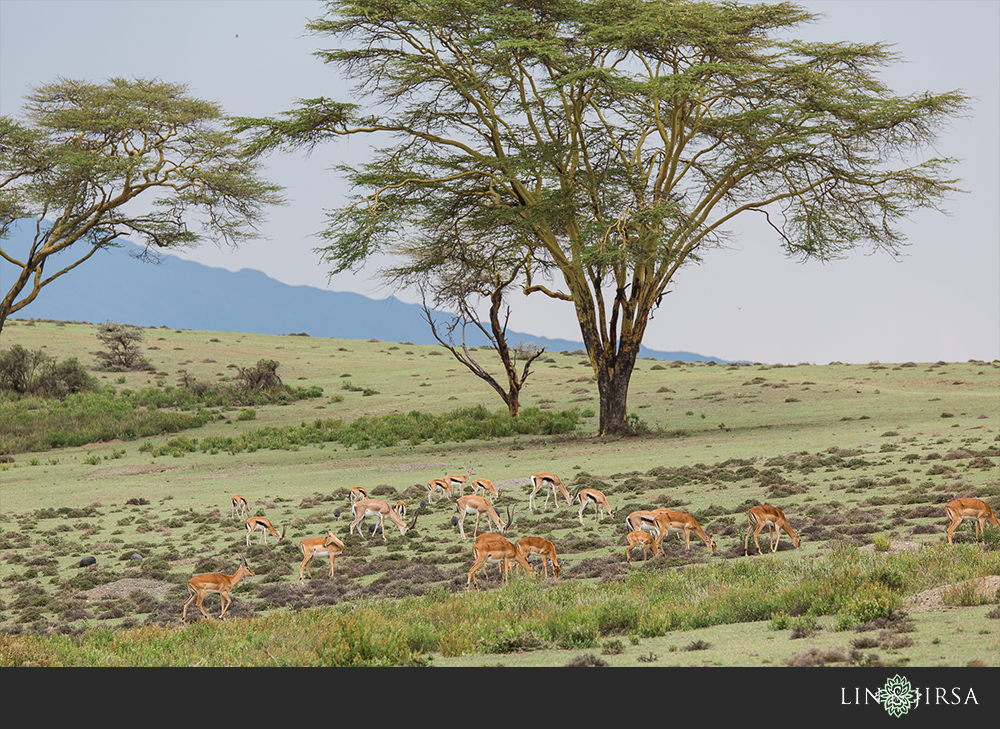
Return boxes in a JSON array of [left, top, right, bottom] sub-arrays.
[[298, 531, 345, 583], [393, 500, 407, 519], [529, 472, 572, 511], [625, 530, 659, 564], [471, 477, 500, 502], [231, 494, 249, 520], [945, 498, 1000, 545], [624, 508, 671, 536], [349, 499, 417, 541], [574, 487, 617, 525], [348, 486, 369, 505], [642, 510, 717, 554], [182, 555, 254, 623], [456, 497, 512, 539], [744, 504, 800, 555], [244, 516, 285, 546], [467, 533, 535, 590], [445, 467, 473, 497], [426, 478, 452, 503], [515, 536, 562, 579]]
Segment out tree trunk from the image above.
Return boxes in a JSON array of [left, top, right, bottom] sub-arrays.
[[595, 342, 640, 436]]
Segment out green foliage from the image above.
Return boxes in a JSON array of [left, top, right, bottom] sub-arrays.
[[0, 345, 98, 397], [191, 404, 579, 455]]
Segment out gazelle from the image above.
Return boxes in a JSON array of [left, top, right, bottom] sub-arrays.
[[574, 487, 618, 525], [515, 536, 562, 579], [642, 510, 717, 554], [298, 531, 345, 583], [393, 500, 407, 519], [744, 504, 800, 555], [244, 516, 285, 546], [624, 508, 671, 537], [625, 530, 659, 564], [467, 533, 535, 591], [182, 555, 254, 624], [455, 497, 512, 539], [945, 498, 1000, 545], [529, 472, 572, 511], [231, 494, 249, 520], [445, 467, 473, 497], [426, 478, 452, 503], [349, 498, 417, 541], [348, 486, 368, 505], [471, 477, 500, 502]]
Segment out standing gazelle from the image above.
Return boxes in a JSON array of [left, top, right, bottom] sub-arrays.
[[625, 530, 659, 564], [298, 531, 345, 583], [182, 555, 255, 624], [445, 467, 473, 498], [945, 498, 1000, 545], [231, 494, 249, 520]]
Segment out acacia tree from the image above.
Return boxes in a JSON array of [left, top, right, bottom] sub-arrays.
[[0, 77, 284, 336], [237, 0, 967, 435]]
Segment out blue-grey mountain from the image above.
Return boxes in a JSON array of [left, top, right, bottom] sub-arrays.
[[1, 224, 727, 361]]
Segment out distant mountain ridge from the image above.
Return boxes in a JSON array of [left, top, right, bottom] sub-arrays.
[[2, 226, 730, 362]]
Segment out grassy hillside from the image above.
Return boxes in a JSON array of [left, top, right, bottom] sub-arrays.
[[1, 318, 998, 667]]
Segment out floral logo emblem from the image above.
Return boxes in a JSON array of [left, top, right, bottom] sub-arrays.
[[878, 674, 920, 717]]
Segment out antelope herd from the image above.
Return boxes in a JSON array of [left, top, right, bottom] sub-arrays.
[[180, 475, 993, 621]]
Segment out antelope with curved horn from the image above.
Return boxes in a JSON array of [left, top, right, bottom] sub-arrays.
[[182, 555, 254, 624]]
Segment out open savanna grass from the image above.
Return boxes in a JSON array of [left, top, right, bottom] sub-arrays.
[[1, 318, 998, 666]]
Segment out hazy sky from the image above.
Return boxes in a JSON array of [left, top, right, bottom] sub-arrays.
[[2, 0, 998, 364]]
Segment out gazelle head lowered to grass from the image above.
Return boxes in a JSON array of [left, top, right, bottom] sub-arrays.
[[244, 516, 285, 547]]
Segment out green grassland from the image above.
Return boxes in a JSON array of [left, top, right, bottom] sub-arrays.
[[1, 318, 998, 667]]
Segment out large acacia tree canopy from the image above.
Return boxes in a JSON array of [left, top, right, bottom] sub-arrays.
[[0, 77, 285, 333], [235, 0, 967, 433]]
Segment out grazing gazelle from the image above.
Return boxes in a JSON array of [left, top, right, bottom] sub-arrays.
[[244, 516, 285, 546], [528, 472, 572, 512], [574, 487, 618, 525], [743, 504, 800, 555], [625, 530, 659, 564]]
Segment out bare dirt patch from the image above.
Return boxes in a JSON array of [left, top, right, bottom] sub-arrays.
[[81, 578, 176, 601], [904, 575, 1000, 613]]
